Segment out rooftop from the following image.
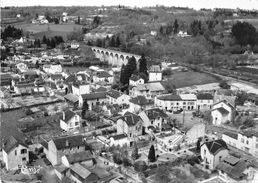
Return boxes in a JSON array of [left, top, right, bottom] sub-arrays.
[[129, 96, 154, 106], [65, 151, 93, 164], [223, 131, 238, 140], [52, 135, 86, 150], [120, 111, 141, 126], [107, 89, 121, 99], [149, 65, 162, 73], [197, 93, 213, 100], [110, 134, 127, 140], [145, 108, 168, 120], [202, 139, 228, 155], [3, 136, 28, 153], [157, 94, 182, 101], [81, 92, 106, 100]]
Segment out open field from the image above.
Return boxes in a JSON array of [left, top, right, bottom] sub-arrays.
[[166, 71, 221, 88]]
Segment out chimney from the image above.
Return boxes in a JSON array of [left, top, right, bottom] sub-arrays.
[[65, 139, 69, 147]]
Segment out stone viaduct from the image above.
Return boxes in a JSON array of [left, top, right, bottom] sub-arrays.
[[91, 46, 141, 67]]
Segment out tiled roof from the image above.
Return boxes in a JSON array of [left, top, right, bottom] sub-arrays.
[[213, 107, 229, 115], [136, 82, 165, 92], [65, 151, 93, 164], [107, 89, 121, 99], [96, 71, 112, 78], [203, 139, 228, 155], [70, 163, 93, 180], [110, 134, 127, 140], [50, 74, 63, 80], [64, 93, 79, 103], [223, 131, 238, 140], [157, 94, 182, 101], [180, 94, 197, 101], [62, 110, 77, 123], [145, 108, 168, 120], [130, 74, 142, 81], [95, 87, 108, 92], [81, 92, 106, 100], [197, 93, 213, 100], [64, 74, 77, 84], [121, 112, 141, 126], [149, 65, 162, 72], [52, 135, 86, 150], [130, 96, 154, 106], [3, 136, 27, 153]]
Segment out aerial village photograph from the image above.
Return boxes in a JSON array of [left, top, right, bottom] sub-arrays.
[[1, 0, 258, 182]]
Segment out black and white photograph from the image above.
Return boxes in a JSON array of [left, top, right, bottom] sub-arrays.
[[1, 0, 258, 182]]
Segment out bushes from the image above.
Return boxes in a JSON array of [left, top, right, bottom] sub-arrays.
[[134, 160, 148, 172]]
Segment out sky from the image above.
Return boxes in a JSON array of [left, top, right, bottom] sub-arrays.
[[1, 0, 258, 10]]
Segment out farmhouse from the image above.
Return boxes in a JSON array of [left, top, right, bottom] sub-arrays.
[[60, 110, 81, 132]]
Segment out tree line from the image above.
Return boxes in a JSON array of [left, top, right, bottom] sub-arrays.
[[1, 25, 23, 41]]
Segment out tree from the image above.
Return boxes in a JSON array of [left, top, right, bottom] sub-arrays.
[[110, 36, 116, 47], [115, 36, 120, 47], [231, 21, 257, 46], [219, 80, 230, 89], [148, 145, 156, 162], [236, 91, 248, 106], [173, 19, 179, 34], [81, 100, 89, 118], [196, 137, 202, 153], [131, 142, 139, 160], [139, 54, 148, 74], [134, 160, 148, 172], [42, 35, 47, 44], [127, 56, 137, 74], [155, 165, 170, 183]]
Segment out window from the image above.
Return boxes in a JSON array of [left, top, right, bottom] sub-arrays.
[[219, 156, 222, 162], [21, 149, 27, 154], [246, 140, 249, 145], [177, 103, 179, 106], [204, 150, 206, 155], [241, 138, 244, 143], [75, 122, 79, 126], [151, 121, 154, 125], [22, 157, 26, 161], [15, 150, 17, 156]]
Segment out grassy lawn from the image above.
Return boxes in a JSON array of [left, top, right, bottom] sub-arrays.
[[165, 71, 220, 88]]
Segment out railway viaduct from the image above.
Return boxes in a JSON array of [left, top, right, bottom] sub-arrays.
[[91, 46, 141, 67]]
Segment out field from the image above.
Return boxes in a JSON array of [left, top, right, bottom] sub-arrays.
[[166, 71, 221, 88]]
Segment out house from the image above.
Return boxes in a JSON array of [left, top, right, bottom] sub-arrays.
[[222, 130, 258, 157], [184, 123, 205, 145], [70, 40, 80, 49], [155, 94, 183, 111], [139, 108, 169, 132], [211, 100, 235, 125], [70, 163, 99, 183], [47, 135, 88, 165], [150, 30, 157, 36], [129, 75, 145, 86], [79, 92, 107, 109], [109, 134, 129, 147], [2, 136, 29, 170], [200, 139, 229, 170], [129, 96, 154, 113], [106, 89, 131, 105], [72, 82, 90, 97], [92, 71, 113, 84], [197, 93, 214, 111], [149, 65, 162, 82], [116, 112, 143, 145], [217, 155, 255, 182], [43, 64, 62, 74], [179, 94, 197, 111], [64, 93, 79, 108], [60, 110, 81, 132], [214, 89, 236, 107], [131, 82, 166, 99], [64, 74, 77, 86], [61, 151, 93, 168], [49, 74, 63, 84]]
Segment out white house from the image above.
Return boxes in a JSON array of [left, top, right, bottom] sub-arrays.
[[2, 136, 29, 170], [92, 71, 114, 84], [60, 110, 81, 132], [109, 134, 130, 147], [211, 100, 235, 126], [139, 108, 169, 132], [129, 75, 145, 86], [222, 130, 258, 157], [43, 64, 62, 74], [149, 65, 162, 82], [79, 92, 107, 109], [130, 82, 166, 99], [155, 94, 183, 111], [70, 40, 80, 49], [179, 94, 197, 111], [200, 139, 229, 170], [196, 93, 213, 111], [72, 82, 90, 97], [106, 89, 131, 105]]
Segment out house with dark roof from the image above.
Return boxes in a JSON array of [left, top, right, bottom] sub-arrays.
[[49, 74, 63, 84], [61, 150, 93, 168], [2, 136, 29, 170], [214, 89, 236, 107], [211, 100, 235, 126], [217, 155, 255, 182], [47, 135, 89, 165], [201, 139, 229, 170], [70, 163, 98, 183], [131, 82, 166, 99], [139, 108, 169, 132], [129, 74, 145, 86], [116, 112, 143, 145], [92, 71, 113, 84], [107, 89, 131, 105], [60, 109, 81, 132], [79, 92, 107, 110], [197, 93, 214, 111], [129, 96, 154, 113]]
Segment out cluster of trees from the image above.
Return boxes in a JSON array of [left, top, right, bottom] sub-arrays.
[[1, 25, 23, 41], [158, 19, 179, 37], [231, 21, 258, 46], [94, 35, 121, 48], [42, 35, 64, 48], [119, 54, 148, 90], [92, 16, 102, 28]]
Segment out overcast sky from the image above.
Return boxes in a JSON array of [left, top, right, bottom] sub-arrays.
[[1, 0, 258, 10]]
